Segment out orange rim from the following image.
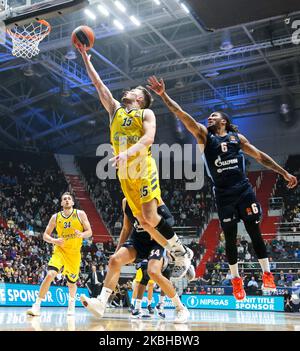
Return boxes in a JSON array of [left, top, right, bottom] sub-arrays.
[[7, 20, 51, 40]]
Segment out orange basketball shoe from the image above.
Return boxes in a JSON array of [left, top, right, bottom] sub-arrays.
[[262, 272, 276, 292], [231, 277, 246, 301]]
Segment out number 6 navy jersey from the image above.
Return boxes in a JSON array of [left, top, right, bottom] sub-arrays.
[[203, 131, 261, 226], [204, 131, 249, 195]]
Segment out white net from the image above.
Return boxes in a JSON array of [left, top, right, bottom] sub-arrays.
[[7, 20, 51, 59]]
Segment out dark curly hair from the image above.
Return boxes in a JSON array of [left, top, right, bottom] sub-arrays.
[[215, 111, 239, 132]]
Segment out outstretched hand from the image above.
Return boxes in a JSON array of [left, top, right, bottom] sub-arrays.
[[147, 75, 165, 95], [77, 44, 91, 63], [284, 172, 298, 189]]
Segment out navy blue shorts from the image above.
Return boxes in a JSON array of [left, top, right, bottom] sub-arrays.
[[216, 184, 262, 228], [123, 231, 165, 261]]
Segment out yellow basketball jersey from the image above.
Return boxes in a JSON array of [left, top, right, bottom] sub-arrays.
[[110, 107, 151, 158], [55, 209, 84, 252]]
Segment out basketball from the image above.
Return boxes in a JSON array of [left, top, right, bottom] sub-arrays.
[[71, 25, 95, 50]]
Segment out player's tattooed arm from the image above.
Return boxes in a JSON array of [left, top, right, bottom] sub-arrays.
[[147, 76, 207, 144], [239, 133, 298, 189], [78, 46, 120, 117]]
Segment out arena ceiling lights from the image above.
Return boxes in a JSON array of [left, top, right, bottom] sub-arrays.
[[83, 0, 190, 31]]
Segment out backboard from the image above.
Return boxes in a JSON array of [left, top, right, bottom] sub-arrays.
[[0, 0, 89, 54], [1, 0, 89, 27]]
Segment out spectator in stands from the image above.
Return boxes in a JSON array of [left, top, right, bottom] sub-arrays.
[[5, 262, 14, 276], [216, 288, 223, 295], [221, 272, 232, 286], [295, 248, 300, 261], [211, 270, 221, 286], [185, 287, 192, 294], [4, 271, 13, 283], [197, 269, 211, 286], [286, 270, 294, 286], [7, 218, 15, 229], [237, 243, 245, 259], [83, 265, 105, 298], [269, 257, 277, 271], [246, 276, 259, 294], [192, 286, 198, 295], [199, 286, 206, 295], [276, 271, 286, 287], [219, 259, 228, 270], [0, 263, 4, 275], [284, 289, 293, 312]]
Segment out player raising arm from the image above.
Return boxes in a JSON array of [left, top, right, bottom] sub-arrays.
[[78, 47, 193, 279], [148, 75, 297, 300]]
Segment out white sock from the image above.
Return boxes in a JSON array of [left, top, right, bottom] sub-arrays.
[[259, 258, 270, 273], [168, 235, 185, 253], [69, 297, 75, 303], [147, 299, 152, 306], [171, 293, 184, 310], [131, 297, 135, 306], [229, 263, 240, 278], [97, 287, 112, 304], [159, 295, 165, 308], [135, 299, 142, 310], [35, 297, 42, 306], [159, 295, 165, 304]]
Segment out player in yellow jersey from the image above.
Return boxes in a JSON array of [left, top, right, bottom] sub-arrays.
[[26, 192, 92, 316], [78, 46, 193, 280]]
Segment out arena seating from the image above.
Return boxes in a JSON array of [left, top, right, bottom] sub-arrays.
[[75, 156, 214, 239], [1, 150, 299, 292], [0, 151, 115, 287], [273, 154, 300, 234]]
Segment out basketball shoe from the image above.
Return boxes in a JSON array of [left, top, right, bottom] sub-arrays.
[[231, 277, 246, 301], [80, 295, 106, 318], [155, 303, 166, 319], [174, 306, 190, 324], [131, 309, 151, 319], [171, 246, 194, 279], [262, 272, 276, 292], [26, 302, 41, 316]]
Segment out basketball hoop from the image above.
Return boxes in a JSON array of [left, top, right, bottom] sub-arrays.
[[7, 19, 51, 59]]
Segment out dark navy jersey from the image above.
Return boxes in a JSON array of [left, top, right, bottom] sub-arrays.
[[125, 202, 151, 243], [124, 202, 174, 244], [203, 131, 249, 195]]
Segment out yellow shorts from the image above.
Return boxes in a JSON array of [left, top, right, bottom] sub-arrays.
[[118, 156, 162, 216], [48, 246, 81, 283], [135, 268, 154, 285]]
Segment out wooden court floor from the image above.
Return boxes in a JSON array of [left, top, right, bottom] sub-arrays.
[[0, 307, 299, 331]]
